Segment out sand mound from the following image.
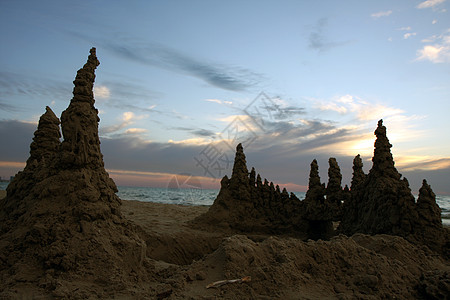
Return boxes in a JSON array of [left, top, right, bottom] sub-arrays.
[[181, 233, 449, 299], [121, 201, 450, 299]]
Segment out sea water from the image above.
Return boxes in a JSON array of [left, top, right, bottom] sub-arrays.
[[118, 186, 450, 226], [116, 185, 450, 225], [1, 181, 449, 225]]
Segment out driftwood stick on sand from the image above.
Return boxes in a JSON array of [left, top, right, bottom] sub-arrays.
[[206, 276, 251, 289]]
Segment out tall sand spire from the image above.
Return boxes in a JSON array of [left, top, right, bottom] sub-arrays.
[[60, 47, 103, 168], [0, 48, 151, 298]]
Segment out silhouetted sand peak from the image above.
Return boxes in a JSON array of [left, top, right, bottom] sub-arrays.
[[0, 48, 151, 298], [191, 143, 308, 236], [339, 120, 449, 256], [350, 154, 366, 190]]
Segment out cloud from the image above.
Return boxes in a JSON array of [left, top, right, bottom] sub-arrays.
[[125, 128, 147, 135], [416, 0, 446, 9], [98, 121, 356, 188], [404, 32, 417, 39], [2, 117, 450, 194], [396, 156, 450, 171], [191, 129, 216, 137], [204, 99, 234, 106], [103, 40, 262, 92], [205, 99, 222, 104], [0, 120, 36, 161], [416, 45, 447, 62], [308, 18, 352, 52], [168, 137, 211, 146], [67, 30, 263, 92], [312, 95, 426, 150], [94, 85, 110, 99], [371, 10, 393, 19], [94, 79, 162, 113], [100, 111, 147, 135], [0, 101, 22, 112], [0, 71, 71, 104], [397, 26, 417, 40], [315, 94, 407, 121], [416, 29, 450, 63], [168, 126, 217, 139]]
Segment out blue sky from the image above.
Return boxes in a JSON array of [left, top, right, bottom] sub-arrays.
[[1, 0, 450, 194]]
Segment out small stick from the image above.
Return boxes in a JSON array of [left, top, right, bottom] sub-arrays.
[[206, 276, 251, 289]]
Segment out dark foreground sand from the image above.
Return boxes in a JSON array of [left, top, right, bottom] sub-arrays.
[[120, 199, 450, 299], [1, 191, 449, 299]]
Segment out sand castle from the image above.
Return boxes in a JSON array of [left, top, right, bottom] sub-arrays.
[[340, 120, 449, 256], [0, 48, 151, 298], [1, 48, 448, 298], [194, 121, 449, 256], [191, 143, 307, 236]]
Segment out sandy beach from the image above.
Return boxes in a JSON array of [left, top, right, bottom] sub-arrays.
[[0, 190, 449, 299], [122, 199, 450, 299]]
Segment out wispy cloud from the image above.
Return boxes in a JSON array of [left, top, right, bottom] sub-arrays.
[[0, 101, 22, 112], [371, 10, 393, 19], [66, 30, 264, 92], [314, 94, 406, 121], [171, 126, 217, 138], [204, 99, 233, 105], [168, 137, 211, 146], [0, 71, 71, 104], [416, 0, 446, 9], [102, 39, 262, 92], [404, 32, 417, 39], [125, 128, 147, 135], [416, 29, 450, 63], [192, 129, 216, 137], [100, 111, 147, 135], [397, 156, 450, 171], [308, 18, 352, 52]]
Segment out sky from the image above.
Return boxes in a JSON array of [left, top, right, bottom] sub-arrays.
[[1, 0, 450, 194]]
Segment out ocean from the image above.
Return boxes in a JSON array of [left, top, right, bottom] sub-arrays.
[[116, 186, 450, 226], [1, 182, 449, 225]]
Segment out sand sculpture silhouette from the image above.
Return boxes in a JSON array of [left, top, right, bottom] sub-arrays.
[[340, 120, 449, 256], [191, 143, 307, 236], [0, 48, 151, 298], [194, 120, 449, 256], [192, 145, 344, 240]]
